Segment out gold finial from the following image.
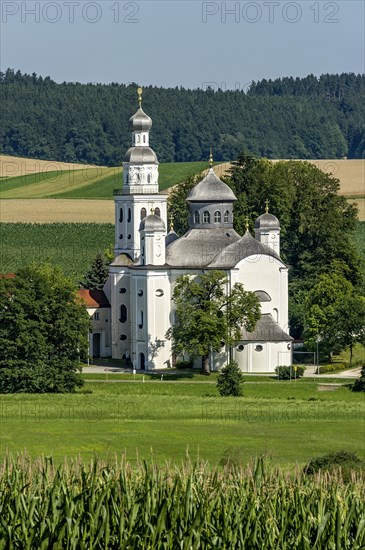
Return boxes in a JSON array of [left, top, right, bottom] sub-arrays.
[[209, 147, 214, 168], [150, 207, 154, 215], [169, 214, 174, 231], [137, 86, 143, 108], [265, 199, 269, 214], [245, 216, 250, 231]]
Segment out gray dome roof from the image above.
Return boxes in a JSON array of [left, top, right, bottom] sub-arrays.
[[140, 214, 165, 232], [166, 227, 240, 267], [241, 314, 293, 342], [208, 230, 282, 268], [165, 229, 179, 247], [187, 168, 237, 202], [254, 212, 280, 229], [129, 108, 152, 132], [124, 146, 158, 164]]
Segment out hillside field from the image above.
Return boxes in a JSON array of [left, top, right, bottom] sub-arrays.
[[1, 222, 364, 283], [0, 160, 209, 199], [0, 154, 98, 178]]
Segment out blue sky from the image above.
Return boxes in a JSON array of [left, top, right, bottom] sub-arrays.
[[1, 0, 364, 88]]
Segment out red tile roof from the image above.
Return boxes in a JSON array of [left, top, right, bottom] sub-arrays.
[[78, 289, 110, 308], [0, 273, 16, 279]]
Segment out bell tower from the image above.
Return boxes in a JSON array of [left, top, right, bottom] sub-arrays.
[[114, 88, 167, 261]]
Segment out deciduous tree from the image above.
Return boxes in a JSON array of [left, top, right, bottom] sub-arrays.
[[0, 264, 90, 393], [166, 270, 260, 374]]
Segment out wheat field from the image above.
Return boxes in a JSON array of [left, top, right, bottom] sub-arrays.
[[0, 154, 98, 178], [0, 199, 114, 224]]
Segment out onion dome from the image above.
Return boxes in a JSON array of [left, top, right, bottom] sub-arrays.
[[140, 214, 165, 232], [187, 168, 236, 203], [254, 200, 280, 229], [123, 146, 158, 164], [129, 108, 152, 132], [254, 213, 280, 230]]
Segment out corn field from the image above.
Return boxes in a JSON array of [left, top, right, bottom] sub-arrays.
[[0, 454, 364, 549]]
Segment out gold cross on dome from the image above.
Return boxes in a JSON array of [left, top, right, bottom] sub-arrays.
[[169, 214, 174, 231], [245, 216, 250, 231], [265, 199, 269, 213], [137, 87, 143, 108], [209, 147, 214, 168]]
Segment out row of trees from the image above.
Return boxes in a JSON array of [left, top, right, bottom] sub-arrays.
[[1, 70, 364, 164]]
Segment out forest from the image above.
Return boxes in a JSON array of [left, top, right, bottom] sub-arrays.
[[1, 70, 364, 165]]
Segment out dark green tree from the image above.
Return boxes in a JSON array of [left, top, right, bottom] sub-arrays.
[[217, 360, 244, 396], [166, 270, 260, 374], [303, 271, 365, 362], [167, 173, 202, 236], [0, 264, 90, 393], [80, 251, 109, 290]]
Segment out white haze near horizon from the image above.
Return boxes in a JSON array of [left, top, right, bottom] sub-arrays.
[[0, 0, 364, 89]]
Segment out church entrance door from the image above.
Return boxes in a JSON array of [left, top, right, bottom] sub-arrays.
[[139, 353, 145, 370], [93, 333, 101, 357]]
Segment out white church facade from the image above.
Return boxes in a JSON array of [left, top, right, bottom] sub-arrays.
[[98, 90, 292, 372]]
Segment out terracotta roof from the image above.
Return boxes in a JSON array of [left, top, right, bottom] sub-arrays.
[[77, 289, 110, 308], [0, 273, 16, 279]]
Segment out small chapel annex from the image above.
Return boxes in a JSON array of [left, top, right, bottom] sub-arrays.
[[94, 89, 293, 372]]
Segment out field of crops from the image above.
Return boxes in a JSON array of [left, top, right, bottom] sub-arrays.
[[1, 452, 364, 549], [0, 223, 114, 282], [1, 222, 364, 282], [0, 154, 97, 178], [0, 161, 208, 199]]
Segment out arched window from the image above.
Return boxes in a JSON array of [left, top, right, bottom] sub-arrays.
[[138, 310, 144, 329], [143, 135, 146, 143], [224, 211, 229, 223], [119, 208, 123, 223], [137, 134, 140, 143], [202, 211, 210, 224], [194, 211, 200, 224], [154, 207, 161, 217], [127, 208, 132, 223], [120, 305, 127, 323], [147, 173, 151, 183], [214, 211, 221, 223], [140, 208, 147, 220]]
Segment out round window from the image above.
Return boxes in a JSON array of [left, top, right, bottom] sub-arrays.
[[119, 288, 127, 294], [155, 289, 164, 297], [138, 289, 143, 297], [120, 335, 127, 341], [236, 344, 244, 352], [255, 345, 263, 352]]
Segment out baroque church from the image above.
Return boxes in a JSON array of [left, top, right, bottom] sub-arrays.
[[93, 89, 292, 372]]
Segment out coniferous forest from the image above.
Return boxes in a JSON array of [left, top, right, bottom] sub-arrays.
[[1, 69, 364, 165]]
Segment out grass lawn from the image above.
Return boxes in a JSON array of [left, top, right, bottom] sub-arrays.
[[1, 378, 363, 469]]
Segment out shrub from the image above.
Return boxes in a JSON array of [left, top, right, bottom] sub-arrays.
[[275, 365, 306, 380], [217, 361, 244, 396], [304, 450, 365, 482], [316, 361, 362, 374], [352, 365, 365, 392], [176, 360, 194, 369]]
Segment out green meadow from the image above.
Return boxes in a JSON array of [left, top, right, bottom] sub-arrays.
[[0, 161, 208, 199], [1, 377, 363, 468]]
